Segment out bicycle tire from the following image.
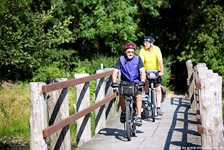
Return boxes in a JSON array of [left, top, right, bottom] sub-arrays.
[[125, 102, 131, 141], [151, 89, 156, 122], [132, 104, 137, 136]]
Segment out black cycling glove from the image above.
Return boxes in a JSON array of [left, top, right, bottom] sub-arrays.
[[111, 82, 119, 88], [139, 81, 146, 86]]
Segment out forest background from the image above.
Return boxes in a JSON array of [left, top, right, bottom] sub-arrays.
[[0, 0, 224, 147]]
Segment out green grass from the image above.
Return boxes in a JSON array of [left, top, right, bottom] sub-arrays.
[[68, 81, 97, 142], [0, 82, 30, 141], [0, 80, 99, 144]]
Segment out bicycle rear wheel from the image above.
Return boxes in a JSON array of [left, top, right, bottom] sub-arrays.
[[125, 102, 131, 141]]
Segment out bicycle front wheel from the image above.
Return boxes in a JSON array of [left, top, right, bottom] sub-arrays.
[[151, 89, 157, 122], [125, 102, 131, 141]]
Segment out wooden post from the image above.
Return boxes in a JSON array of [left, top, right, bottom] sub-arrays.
[[197, 64, 224, 149], [104, 68, 119, 124], [94, 68, 116, 134], [74, 74, 91, 146], [95, 69, 106, 134], [30, 82, 47, 150], [186, 60, 195, 108], [47, 78, 71, 150], [194, 66, 203, 134]]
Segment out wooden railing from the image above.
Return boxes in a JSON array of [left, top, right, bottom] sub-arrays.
[[186, 60, 224, 149], [29, 68, 119, 150]]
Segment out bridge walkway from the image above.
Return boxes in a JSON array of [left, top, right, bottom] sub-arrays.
[[77, 94, 201, 150]]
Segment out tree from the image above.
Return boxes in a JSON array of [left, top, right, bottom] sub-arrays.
[[0, 0, 169, 81], [0, 1, 75, 81], [178, 0, 224, 79], [57, 0, 169, 58]]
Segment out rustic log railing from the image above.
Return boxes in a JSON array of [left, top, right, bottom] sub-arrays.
[[29, 68, 119, 150], [186, 60, 224, 149]]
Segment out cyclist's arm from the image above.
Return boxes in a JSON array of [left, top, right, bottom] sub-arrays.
[[138, 57, 146, 82], [139, 67, 146, 82], [158, 59, 164, 76], [112, 58, 121, 83], [112, 69, 119, 83], [157, 47, 164, 76]]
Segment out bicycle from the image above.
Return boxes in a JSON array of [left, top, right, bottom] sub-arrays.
[[141, 70, 159, 122], [112, 81, 145, 141]]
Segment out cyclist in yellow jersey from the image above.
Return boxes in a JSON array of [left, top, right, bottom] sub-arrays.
[[139, 36, 164, 115]]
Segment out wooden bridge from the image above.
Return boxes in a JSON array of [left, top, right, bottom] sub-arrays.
[[77, 95, 202, 150], [29, 60, 224, 150]]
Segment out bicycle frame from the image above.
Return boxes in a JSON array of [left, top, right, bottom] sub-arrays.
[[146, 70, 159, 122], [147, 79, 157, 122], [111, 81, 144, 141]]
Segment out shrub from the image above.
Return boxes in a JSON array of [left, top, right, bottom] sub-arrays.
[[161, 56, 172, 87], [76, 55, 117, 74], [32, 62, 71, 82]]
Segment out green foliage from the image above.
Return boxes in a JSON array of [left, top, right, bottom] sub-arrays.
[[0, 1, 75, 81], [177, 0, 224, 87], [138, 0, 170, 17], [0, 0, 170, 82], [75, 55, 117, 75], [70, 0, 140, 54], [32, 62, 71, 82], [63, 0, 169, 58], [161, 57, 172, 87]]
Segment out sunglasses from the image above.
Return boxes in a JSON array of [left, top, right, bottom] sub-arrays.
[[144, 41, 152, 44], [126, 51, 134, 54]]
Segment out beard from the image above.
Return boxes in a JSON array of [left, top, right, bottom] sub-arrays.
[[127, 55, 134, 59]]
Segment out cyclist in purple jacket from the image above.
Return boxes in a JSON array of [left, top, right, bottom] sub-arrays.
[[111, 43, 146, 126]]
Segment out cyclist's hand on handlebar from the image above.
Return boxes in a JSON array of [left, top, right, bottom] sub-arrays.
[[138, 81, 145, 88], [159, 72, 164, 76], [111, 82, 119, 88]]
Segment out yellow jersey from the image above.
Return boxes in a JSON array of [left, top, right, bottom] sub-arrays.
[[139, 45, 162, 71]]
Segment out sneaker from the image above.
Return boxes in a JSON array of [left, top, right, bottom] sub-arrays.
[[120, 112, 125, 123], [136, 117, 142, 126], [157, 108, 163, 115]]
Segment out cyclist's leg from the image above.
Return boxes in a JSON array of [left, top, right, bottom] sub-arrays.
[[144, 79, 149, 94], [120, 96, 126, 123], [119, 96, 126, 112], [136, 90, 142, 117], [156, 77, 163, 115], [155, 76, 162, 107], [135, 90, 142, 126], [156, 84, 162, 108]]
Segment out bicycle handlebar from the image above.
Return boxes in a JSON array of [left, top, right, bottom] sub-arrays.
[[111, 81, 145, 88]]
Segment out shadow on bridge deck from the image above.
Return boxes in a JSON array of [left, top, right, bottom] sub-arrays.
[[77, 95, 201, 150]]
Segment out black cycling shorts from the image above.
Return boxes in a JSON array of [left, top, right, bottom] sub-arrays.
[[155, 76, 162, 85]]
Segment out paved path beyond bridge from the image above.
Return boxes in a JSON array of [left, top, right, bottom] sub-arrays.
[[77, 95, 202, 150]]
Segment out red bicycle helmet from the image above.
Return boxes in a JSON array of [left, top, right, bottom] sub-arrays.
[[124, 43, 136, 50]]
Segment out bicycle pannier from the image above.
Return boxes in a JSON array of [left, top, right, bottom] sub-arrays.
[[119, 82, 137, 96]]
